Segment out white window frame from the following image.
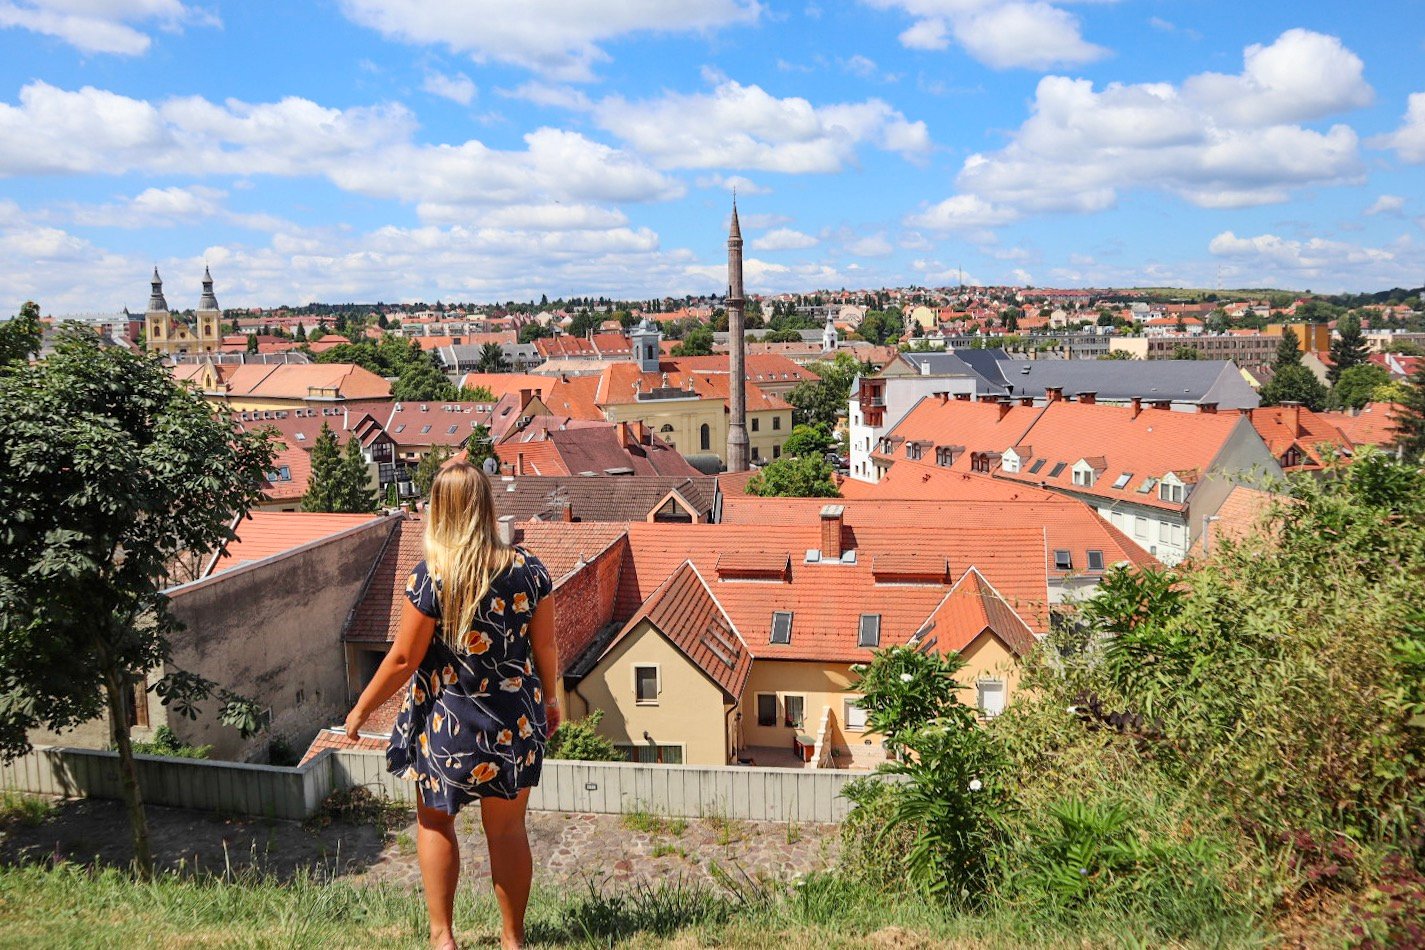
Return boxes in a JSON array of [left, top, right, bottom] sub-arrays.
[[843, 695, 868, 731], [783, 694, 806, 729], [977, 679, 1006, 718], [633, 664, 661, 706]]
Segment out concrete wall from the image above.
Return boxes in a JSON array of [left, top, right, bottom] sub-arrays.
[[161, 515, 400, 761], [1, 746, 887, 823], [577, 620, 730, 765]]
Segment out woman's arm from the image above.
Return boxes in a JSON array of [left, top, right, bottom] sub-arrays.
[[529, 598, 561, 735], [345, 599, 437, 738]]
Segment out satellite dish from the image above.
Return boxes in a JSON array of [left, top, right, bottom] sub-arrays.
[[481, 456, 498, 475]]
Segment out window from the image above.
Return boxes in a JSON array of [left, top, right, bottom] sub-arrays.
[[294, 432, 306, 442], [126, 676, 149, 728], [267, 466, 291, 482], [420, 425, 432, 434], [906, 443, 921, 461], [394, 424, 406, 433], [1087, 550, 1105, 571], [858, 614, 881, 648], [756, 693, 777, 727], [752, 417, 760, 432], [1111, 472, 1132, 490], [1159, 481, 1185, 503], [447, 425, 457, 434], [1135, 516, 1148, 539], [843, 697, 868, 731], [634, 665, 659, 704], [617, 743, 684, 764], [1002, 454, 1019, 473], [1053, 549, 1072, 571], [660, 424, 674, 433], [1073, 468, 1095, 487], [1136, 477, 1157, 494], [1158, 521, 1172, 542], [770, 611, 793, 644], [773, 444, 781, 458], [784, 695, 806, 729], [977, 679, 1006, 717], [773, 416, 781, 430], [1028, 458, 1046, 474], [699, 423, 711, 451], [1048, 462, 1067, 478]]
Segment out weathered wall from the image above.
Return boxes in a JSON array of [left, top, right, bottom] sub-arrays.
[[161, 516, 400, 761], [549, 536, 626, 698]]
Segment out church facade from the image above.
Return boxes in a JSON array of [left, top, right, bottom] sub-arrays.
[[144, 267, 223, 357]]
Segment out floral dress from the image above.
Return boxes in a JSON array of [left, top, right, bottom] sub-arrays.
[[387, 548, 553, 814]]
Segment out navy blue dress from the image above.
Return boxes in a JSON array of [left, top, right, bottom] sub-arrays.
[[386, 548, 553, 814]]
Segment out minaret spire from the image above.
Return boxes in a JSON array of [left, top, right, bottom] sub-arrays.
[[725, 198, 749, 472], [148, 266, 168, 312]]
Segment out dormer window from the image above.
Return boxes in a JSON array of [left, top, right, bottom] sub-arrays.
[[1282, 446, 1303, 468], [1159, 481, 1185, 503], [1072, 467, 1095, 487]]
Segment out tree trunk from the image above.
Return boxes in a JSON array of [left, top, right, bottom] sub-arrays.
[[104, 671, 154, 878]]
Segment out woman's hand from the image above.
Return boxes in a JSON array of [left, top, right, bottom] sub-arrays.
[[544, 701, 562, 739], [344, 705, 368, 740]]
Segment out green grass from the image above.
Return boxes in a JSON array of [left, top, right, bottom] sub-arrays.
[[0, 790, 54, 827], [0, 862, 1272, 948], [620, 807, 686, 838]]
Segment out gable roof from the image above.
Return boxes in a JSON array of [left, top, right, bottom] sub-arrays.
[[1247, 406, 1353, 469], [927, 567, 1039, 658], [495, 420, 701, 478], [1320, 402, 1403, 448], [490, 475, 717, 524]]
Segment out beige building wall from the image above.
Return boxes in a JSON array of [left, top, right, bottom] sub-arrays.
[[956, 633, 1023, 709], [740, 660, 882, 765], [578, 621, 731, 765], [602, 400, 789, 467], [1108, 337, 1149, 359]]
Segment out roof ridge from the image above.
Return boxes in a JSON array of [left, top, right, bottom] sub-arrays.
[[340, 515, 407, 640]]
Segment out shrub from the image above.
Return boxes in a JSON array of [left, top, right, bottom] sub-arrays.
[[546, 710, 622, 761], [128, 725, 212, 760], [839, 776, 921, 892]]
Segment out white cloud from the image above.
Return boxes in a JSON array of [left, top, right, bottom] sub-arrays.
[[867, 0, 1107, 69], [339, 0, 761, 82], [919, 30, 1371, 225], [1370, 92, 1425, 164], [1208, 230, 1420, 290], [1365, 194, 1405, 216], [0, 82, 683, 209], [750, 227, 817, 250], [904, 194, 1019, 231], [845, 233, 893, 257], [422, 71, 477, 106], [593, 79, 931, 172], [496, 82, 593, 112], [842, 54, 878, 78], [66, 185, 291, 231], [695, 173, 771, 195], [0, 0, 215, 55]]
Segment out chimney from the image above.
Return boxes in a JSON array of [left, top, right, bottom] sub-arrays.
[[820, 504, 845, 560], [1020, 396, 1035, 407], [516, 452, 525, 475], [497, 515, 517, 545], [518, 388, 532, 408], [1079, 391, 1097, 405], [1198, 402, 1218, 414], [1153, 400, 1172, 411], [1045, 386, 1063, 403], [1131, 397, 1143, 419], [935, 392, 948, 404], [1282, 400, 1303, 436], [954, 392, 971, 401], [997, 399, 1012, 421], [559, 502, 574, 522], [616, 420, 630, 448]]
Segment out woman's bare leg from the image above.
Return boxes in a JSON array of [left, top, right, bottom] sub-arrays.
[[416, 792, 461, 950], [481, 789, 533, 950]]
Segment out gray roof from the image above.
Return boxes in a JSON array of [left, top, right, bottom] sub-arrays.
[[988, 359, 1259, 407]]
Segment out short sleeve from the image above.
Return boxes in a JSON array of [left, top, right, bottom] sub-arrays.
[[404, 560, 441, 619], [525, 551, 552, 601]]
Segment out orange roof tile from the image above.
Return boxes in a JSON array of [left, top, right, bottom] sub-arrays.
[[1319, 402, 1403, 448], [208, 511, 387, 576], [1247, 406, 1353, 469]]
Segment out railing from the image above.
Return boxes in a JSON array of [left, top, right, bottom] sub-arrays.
[[1, 746, 888, 823]]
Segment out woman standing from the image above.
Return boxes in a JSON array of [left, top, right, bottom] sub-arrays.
[[345, 461, 559, 950]]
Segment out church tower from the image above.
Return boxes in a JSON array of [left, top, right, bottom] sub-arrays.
[[195, 265, 221, 352], [145, 267, 171, 348], [725, 200, 750, 472]]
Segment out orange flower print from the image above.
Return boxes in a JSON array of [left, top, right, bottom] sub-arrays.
[[402, 766, 419, 780], [431, 712, 444, 733], [471, 762, 498, 784], [442, 664, 456, 684], [523, 659, 533, 675], [464, 629, 492, 655], [500, 677, 523, 692], [430, 670, 441, 691], [496, 729, 513, 745], [479, 678, 489, 693], [533, 686, 542, 703], [525, 750, 537, 766], [406, 572, 417, 593], [512, 592, 530, 613], [419, 733, 429, 752], [514, 551, 526, 567], [491, 596, 506, 614], [518, 715, 533, 739], [412, 684, 426, 704], [519, 623, 529, 638]]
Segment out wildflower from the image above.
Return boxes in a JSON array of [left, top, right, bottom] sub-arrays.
[[1066, 705, 1078, 715], [1079, 868, 1089, 876], [969, 779, 982, 792], [900, 673, 914, 682]]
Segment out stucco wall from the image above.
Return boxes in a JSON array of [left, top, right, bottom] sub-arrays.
[[161, 515, 400, 761], [578, 621, 729, 765]]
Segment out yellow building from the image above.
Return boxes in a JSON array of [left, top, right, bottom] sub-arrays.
[[172, 359, 392, 411], [144, 267, 222, 357]]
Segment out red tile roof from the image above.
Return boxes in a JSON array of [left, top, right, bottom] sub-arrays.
[[1247, 406, 1353, 470], [299, 727, 388, 764], [928, 568, 1038, 657], [1191, 485, 1280, 556], [258, 442, 312, 502], [208, 511, 387, 576], [497, 420, 701, 478], [1320, 402, 1403, 448]]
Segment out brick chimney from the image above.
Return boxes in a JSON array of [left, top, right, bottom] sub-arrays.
[[616, 420, 631, 448], [1282, 400, 1303, 436], [1045, 386, 1063, 403], [820, 504, 845, 560], [516, 451, 525, 475], [1131, 396, 1143, 418], [1079, 391, 1097, 405], [997, 399, 1012, 421], [954, 392, 972, 401], [518, 388, 532, 408], [559, 502, 574, 522], [1198, 402, 1218, 414], [1020, 396, 1035, 407]]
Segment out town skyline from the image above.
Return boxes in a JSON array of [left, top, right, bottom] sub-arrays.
[[2, 1, 1424, 313]]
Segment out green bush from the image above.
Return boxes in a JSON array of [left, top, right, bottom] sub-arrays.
[[127, 725, 212, 760], [546, 710, 622, 761]]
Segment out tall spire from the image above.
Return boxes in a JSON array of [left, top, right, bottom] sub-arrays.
[[148, 266, 168, 312], [198, 265, 219, 311], [725, 198, 749, 473]]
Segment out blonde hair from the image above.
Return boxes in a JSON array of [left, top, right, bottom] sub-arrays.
[[424, 460, 514, 649]]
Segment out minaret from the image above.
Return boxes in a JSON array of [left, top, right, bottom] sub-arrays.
[[725, 199, 750, 472]]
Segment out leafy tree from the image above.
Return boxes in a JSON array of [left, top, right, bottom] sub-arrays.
[[1332, 363, 1392, 410], [1100, 350, 1137, 360], [464, 424, 496, 469], [518, 322, 551, 344], [301, 423, 376, 513], [856, 309, 902, 346], [1260, 364, 1329, 411], [781, 423, 834, 459], [293, 323, 307, 342], [0, 330, 272, 876], [0, 301, 42, 369], [413, 444, 453, 497], [786, 351, 867, 431], [744, 454, 839, 497], [671, 324, 714, 356], [1170, 345, 1201, 360], [1327, 314, 1369, 384], [546, 709, 621, 761], [456, 384, 496, 402], [476, 342, 509, 374], [392, 356, 455, 402], [763, 328, 804, 343], [1274, 326, 1302, 368]]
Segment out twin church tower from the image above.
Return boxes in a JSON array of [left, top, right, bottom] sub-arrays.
[[144, 266, 223, 357]]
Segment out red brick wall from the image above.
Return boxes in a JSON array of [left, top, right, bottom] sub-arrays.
[[550, 536, 627, 673]]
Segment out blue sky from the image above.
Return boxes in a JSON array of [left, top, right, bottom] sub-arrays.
[[0, 0, 1422, 313]]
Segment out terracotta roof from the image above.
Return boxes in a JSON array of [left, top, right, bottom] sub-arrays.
[[1320, 402, 1403, 448], [232, 405, 391, 451], [208, 511, 387, 576], [1247, 406, 1353, 470], [535, 335, 599, 359], [176, 361, 391, 401], [832, 459, 1061, 503], [299, 727, 388, 765], [382, 401, 496, 450], [496, 421, 701, 478], [927, 567, 1039, 658], [601, 561, 752, 700], [258, 441, 312, 502], [593, 362, 789, 412], [1192, 485, 1280, 555], [490, 475, 717, 524], [669, 354, 820, 387], [344, 516, 427, 643]]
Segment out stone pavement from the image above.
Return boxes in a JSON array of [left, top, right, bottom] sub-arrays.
[[1, 797, 840, 891]]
